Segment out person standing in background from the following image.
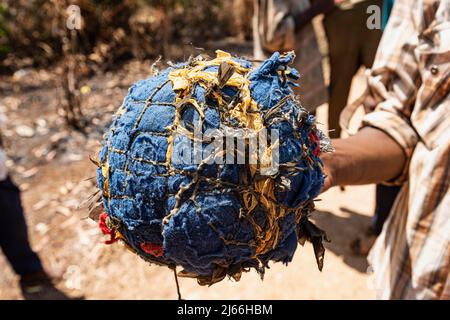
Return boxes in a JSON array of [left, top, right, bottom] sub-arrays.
[[0, 128, 70, 299], [253, 0, 398, 257], [323, 0, 382, 139], [349, 0, 401, 256], [253, 0, 383, 134], [253, 0, 331, 113]]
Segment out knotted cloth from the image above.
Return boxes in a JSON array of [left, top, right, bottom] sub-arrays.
[[93, 51, 330, 285]]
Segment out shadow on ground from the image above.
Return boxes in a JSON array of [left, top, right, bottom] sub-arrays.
[[312, 207, 372, 273]]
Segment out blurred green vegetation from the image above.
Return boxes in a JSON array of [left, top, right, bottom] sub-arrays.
[[0, 3, 10, 55]]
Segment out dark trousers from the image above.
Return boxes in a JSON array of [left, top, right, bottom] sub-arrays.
[[0, 176, 43, 276], [372, 184, 401, 235], [323, 0, 383, 139]]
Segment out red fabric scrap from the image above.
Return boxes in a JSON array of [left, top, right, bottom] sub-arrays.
[[308, 132, 321, 157], [140, 242, 164, 257], [99, 212, 119, 244]]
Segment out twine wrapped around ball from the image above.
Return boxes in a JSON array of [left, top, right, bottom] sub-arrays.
[[91, 50, 331, 285]]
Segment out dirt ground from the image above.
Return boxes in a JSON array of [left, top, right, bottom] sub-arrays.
[[0, 44, 377, 300]]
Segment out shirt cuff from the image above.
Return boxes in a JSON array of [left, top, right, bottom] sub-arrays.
[[362, 109, 418, 185]]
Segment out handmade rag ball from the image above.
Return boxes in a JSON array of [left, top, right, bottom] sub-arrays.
[[92, 50, 330, 285]]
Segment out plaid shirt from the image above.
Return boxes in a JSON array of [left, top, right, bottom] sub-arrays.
[[361, 0, 450, 299]]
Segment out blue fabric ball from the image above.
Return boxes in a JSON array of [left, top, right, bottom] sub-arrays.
[[96, 51, 327, 285]]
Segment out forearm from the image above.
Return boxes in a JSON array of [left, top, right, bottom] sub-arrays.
[[322, 127, 406, 189], [294, 0, 335, 32]]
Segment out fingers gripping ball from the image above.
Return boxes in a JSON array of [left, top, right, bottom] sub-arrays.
[[93, 51, 330, 285]]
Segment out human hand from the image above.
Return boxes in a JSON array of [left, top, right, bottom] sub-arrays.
[[320, 152, 335, 193], [318, 128, 406, 193]]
